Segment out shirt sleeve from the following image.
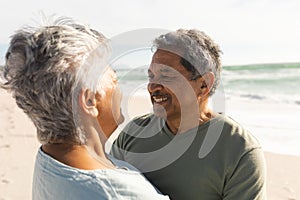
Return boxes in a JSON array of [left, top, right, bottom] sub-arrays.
[[223, 148, 267, 200]]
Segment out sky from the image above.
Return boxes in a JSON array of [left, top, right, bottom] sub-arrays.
[[0, 0, 300, 65]]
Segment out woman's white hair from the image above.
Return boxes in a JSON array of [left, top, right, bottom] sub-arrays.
[[1, 17, 110, 145]]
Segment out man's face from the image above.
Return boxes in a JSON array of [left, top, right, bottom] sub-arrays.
[[147, 49, 202, 121]]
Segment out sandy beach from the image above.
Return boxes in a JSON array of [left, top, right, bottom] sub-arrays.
[[1, 90, 300, 200]]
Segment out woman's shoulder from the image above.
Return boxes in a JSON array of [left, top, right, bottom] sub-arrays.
[[107, 154, 140, 171]]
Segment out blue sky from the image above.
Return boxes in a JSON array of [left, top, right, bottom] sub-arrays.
[[0, 0, 299, 65]]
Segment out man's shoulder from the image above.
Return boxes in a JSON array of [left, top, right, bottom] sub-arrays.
[[217, 115, 250, 134], [111, 113, 164, 158], [131, 113, 154, 127], [219, 115, 262, 149], [124, 113, 162, 131], [119, 113, 159, 139]]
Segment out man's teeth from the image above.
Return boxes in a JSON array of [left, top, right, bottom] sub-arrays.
[[153, 96, 168, 103]]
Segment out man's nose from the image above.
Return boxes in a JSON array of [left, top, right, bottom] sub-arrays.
[[147, 82, 164, 93]]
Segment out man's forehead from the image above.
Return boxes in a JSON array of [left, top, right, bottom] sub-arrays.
[[149, 64, 175, 72], [152, 49, 181, 63], [149, 61, 189, 76], [151, 50, 183, 71]]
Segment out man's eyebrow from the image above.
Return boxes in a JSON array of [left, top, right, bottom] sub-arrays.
[[148, 67, 175, 74], [160, 68, 171, 72]]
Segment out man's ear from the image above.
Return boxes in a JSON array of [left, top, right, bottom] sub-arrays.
[[198, 72, 215, 96], [79, 89, 99, 117], [202, 72, 215, 91]]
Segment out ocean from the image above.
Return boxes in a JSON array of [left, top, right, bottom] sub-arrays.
[[115, 63, 300, 106]]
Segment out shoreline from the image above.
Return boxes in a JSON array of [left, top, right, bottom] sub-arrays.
[[1, 91, 300, 199]]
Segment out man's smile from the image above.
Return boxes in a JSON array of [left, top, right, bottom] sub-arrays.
[[152, 94, 169, 103]]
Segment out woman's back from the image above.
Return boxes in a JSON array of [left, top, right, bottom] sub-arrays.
[[33, 148, 169, 200]]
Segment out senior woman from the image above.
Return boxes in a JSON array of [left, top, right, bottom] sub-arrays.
[[1, 18, 169, 200]]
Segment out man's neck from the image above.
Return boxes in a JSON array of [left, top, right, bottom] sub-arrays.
[[166, 114, 198, 134], [166, 106, 215, 134]]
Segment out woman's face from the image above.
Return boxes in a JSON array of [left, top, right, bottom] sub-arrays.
[[96, 68, 124, 138]]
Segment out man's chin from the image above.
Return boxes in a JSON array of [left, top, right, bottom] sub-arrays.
[[153, 108, 167, 120]]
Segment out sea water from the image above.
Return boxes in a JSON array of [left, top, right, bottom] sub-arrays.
[[222, 63, 300, 105]]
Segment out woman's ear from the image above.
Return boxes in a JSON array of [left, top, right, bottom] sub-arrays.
[[79, 89, 99, 117]]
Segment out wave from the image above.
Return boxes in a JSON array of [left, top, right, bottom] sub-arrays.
[[225, 91, 300, 106], [223, 62, 300, 71]]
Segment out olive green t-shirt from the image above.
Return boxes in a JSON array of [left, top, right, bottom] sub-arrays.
[[111, 114, 266, 200]]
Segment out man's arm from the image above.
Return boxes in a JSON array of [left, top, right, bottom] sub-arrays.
[[223, 148, 267, 200]]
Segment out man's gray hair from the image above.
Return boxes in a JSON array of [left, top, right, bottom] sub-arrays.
[[153, 29, 222, 95], [1, 17, 109, 145]]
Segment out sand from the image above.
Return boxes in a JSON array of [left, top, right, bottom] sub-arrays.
[[1, 90, 300, 200]]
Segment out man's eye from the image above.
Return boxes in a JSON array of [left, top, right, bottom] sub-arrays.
[[148, 74, 154, 79], [161, 75, 172, 79]]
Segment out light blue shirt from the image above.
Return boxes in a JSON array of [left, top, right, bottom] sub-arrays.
[[32, 147, 169, 200]]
